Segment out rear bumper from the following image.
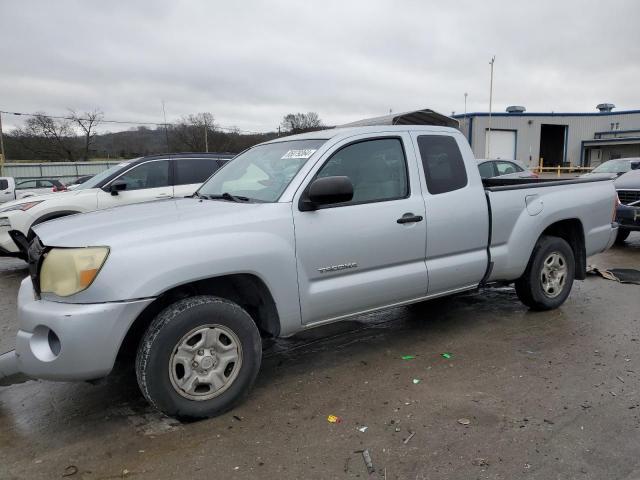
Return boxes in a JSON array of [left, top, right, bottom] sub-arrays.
[[0, 278, 154, 385]]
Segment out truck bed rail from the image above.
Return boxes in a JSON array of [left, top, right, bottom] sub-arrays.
[[483, 176, 614, 192]]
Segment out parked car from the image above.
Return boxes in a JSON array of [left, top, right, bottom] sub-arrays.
[[582, 158, 640, 178], [613, 169, 640, 244], [0, 153, 229, 259], [477, 159, 537, 179], [0, 125, 618, 419], [0, 177, 16, 204], [66, 174, 95, 190], [0, 177, 67, 203]]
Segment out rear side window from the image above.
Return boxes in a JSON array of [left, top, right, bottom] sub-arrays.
[[478, 162, 495, 179], [417, 135, 468, 194], [174, 159, 222, 185], [496, 161, 522, 175], [16, 180, 37, 190], [0, 179, 8, 190], [316, 138, 408, 205]]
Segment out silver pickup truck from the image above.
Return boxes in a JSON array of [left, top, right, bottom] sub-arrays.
[[0, 125, 618, 419]]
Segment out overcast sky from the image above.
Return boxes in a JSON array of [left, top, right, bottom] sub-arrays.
[[1, 0, 639, 133]]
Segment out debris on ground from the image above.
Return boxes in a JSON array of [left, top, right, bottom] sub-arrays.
[[457, 418, 471, 425], [327, 414, 343, 424], [586, 266, 640, 285], [361, 449, 375, 475], [232, 415, 243, 421], [616, 375, 625, 383], [403, 431, 416, 444], [358, 426, 368, 433], [412, 378, 421, 384], [62, 465, 78, 477], [401, 355, 415, 360], [441, 352, 453, 359], [472, 458, 490, 467]]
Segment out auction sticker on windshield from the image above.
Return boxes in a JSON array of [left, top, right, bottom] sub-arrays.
[[281, 149, 317, 159]]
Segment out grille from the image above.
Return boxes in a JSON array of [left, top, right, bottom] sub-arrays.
[[617, 190, 640, 206]]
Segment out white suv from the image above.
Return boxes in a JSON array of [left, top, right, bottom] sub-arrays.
[[0, 153, 230, 259]]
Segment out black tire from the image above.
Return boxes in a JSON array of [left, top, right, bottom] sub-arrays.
[[615, 228, 630, 245], [515, 235, 575, 311], [136, 295, 262, 419]]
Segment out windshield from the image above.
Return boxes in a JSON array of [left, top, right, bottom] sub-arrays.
[[76, 162, 135, 190], [198, 139, 326, 202], [592, 159, 634, 174]]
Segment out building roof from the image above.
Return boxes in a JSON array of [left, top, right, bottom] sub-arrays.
[[454, 109, 640, 119]]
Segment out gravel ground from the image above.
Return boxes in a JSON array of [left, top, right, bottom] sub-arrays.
[[1, 235, 639, 479]]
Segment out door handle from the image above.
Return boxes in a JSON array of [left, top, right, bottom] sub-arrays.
[[397, 213, 424, 224]]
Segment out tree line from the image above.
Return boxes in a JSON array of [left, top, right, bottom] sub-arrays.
[[3, 110, 325, 161]]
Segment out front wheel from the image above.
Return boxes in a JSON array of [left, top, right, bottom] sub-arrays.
[[515, 235, 575, 311], [136, 296, 262, 419]]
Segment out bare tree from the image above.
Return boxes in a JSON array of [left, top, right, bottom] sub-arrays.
[[69, 109, 103, 160], [13, 113, 79, 160], [169, 112, 217, 152], [280, 112, 323, 134]]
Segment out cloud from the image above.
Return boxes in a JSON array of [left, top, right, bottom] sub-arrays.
[[1, 0, 638, 132]]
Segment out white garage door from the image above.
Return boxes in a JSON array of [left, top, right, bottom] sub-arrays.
[[485, 130, 516, 160]]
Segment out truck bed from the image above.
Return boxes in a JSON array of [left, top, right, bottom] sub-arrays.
[[482, 175, 617, 284]]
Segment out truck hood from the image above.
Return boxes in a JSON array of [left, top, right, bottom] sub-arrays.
[[615, 170, 640, 189], [33, 198, 284, 248]]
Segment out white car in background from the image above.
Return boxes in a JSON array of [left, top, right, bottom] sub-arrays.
[[477, 158, 538, 179], [0, 153, 229, 259]]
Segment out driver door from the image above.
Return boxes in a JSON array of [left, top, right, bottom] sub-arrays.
[[97, 159, 173, 209]]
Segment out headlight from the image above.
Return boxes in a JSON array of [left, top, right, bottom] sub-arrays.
[[0, 201, 43, 213], [40, 247, 109, 297], [0, 217, 9, 227]]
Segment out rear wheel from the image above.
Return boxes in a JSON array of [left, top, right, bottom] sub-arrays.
[[615, 228, 630, 245], [515, 236, 575, 311], [136, 296, 262, 419]]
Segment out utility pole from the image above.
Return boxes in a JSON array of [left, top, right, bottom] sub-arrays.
[[0, 111, 5, 175], [463, 92, 468, 138], [487, 56, 495, 159]]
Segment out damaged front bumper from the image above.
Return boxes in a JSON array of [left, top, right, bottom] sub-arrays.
[[0, 278, 154, 386]]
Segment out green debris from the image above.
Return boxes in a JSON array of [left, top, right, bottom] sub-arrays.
[[412, 378, 421, 384], [441, 352, 453, 359], [401, 355, 415, 360]]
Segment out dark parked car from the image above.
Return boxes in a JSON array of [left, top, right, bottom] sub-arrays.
[[614, 169, 640, 244]]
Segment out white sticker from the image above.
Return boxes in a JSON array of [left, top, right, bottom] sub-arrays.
[[281, 149, 317, 159]]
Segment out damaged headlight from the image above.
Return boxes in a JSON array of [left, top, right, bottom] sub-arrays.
[[40, 247, 109, 297]]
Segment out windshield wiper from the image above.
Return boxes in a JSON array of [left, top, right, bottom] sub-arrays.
[[191, 191, 207, 199], [207, 192, 251, 202]]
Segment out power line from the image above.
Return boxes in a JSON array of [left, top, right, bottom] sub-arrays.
[[0, 110, 267, 135]]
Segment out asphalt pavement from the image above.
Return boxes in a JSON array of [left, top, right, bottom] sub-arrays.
[[1, 235, 639, 479]]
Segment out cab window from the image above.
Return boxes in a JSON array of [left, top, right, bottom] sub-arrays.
[[117, 161, 170, 191], [315, 138, 408, 205]]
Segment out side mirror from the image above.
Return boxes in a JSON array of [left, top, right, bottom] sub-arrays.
[[109, 180, 127, 196], [631, 162, 640, 171], [301, 176, 353, 211]]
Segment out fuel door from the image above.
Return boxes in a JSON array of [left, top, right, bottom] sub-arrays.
[[525, 194, 544, 216]]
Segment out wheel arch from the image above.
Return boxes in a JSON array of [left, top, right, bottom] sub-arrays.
[[540, 218, 586, 279], [117, 273, 280, 360]]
